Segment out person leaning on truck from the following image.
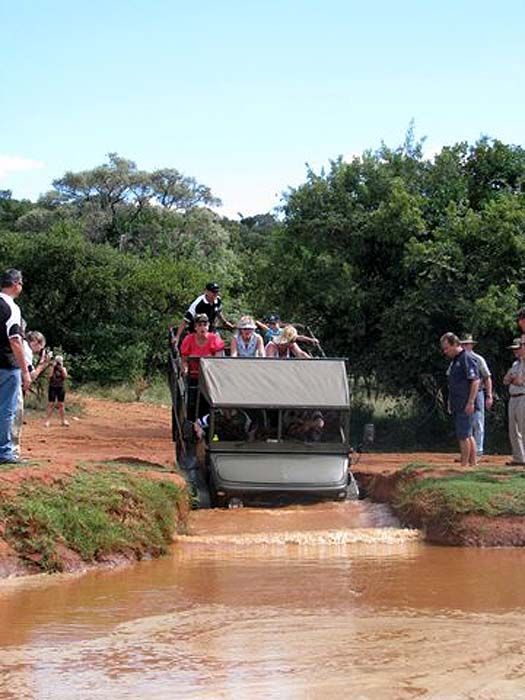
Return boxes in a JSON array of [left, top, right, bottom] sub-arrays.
[[440, 332, 480, 468]]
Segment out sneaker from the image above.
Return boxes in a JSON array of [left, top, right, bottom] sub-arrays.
[[44, 420, 50, 428], [505, 460, 525, 466], [0, 457, 30, 465], [61, 420, 70, 427]]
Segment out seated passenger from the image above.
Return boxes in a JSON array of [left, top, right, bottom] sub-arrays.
[[257, 314, 282, 345], [230, 316, 265, 357], [284, 410, 325, 442], [257, 314, 321, 349], [265, 325, 310, 359], [180, 313, 225, 419], [195, 409, 256, 442]]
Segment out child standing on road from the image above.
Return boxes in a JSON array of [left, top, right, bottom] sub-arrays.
[[44, 355, 69, 427]]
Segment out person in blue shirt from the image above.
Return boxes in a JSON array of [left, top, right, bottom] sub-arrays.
[[441, 332, 480, 468]]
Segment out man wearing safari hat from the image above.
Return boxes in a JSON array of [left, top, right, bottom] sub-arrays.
[[503, 337, 525, 466], [459, 334, 493, 459], [173, 281, 234, 345]]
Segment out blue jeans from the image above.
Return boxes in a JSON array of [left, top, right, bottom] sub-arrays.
[[472, 390, 485, 456], [0, 367, 21, 462]]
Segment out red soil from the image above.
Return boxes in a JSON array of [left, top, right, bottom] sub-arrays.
[[354, 452, 525, 547], [1, 398, 522, 578], [0, 394, 186, 577]]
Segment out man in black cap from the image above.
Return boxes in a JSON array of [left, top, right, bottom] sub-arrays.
[[173, 282, 233, 345], [0, 268, 32, 464]]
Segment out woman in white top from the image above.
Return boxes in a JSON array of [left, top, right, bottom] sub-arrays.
[[230, 316, 265, 357]]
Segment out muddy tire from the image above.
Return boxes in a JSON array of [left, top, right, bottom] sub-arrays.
[[196, 481, 212, 509], [345, 473, 360, 500]]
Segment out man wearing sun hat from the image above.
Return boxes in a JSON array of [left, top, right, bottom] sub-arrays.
[[459, 334, 493, 459], [503, 337, 525, 466]]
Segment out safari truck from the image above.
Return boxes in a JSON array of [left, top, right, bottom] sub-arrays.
[[168, 347, 358, 507]]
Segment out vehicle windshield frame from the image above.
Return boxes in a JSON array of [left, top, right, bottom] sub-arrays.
[[207, 406, 351, 449]]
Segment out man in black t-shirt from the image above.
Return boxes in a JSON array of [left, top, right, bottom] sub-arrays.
[[0, 268, 32, 464], [173, 281, 233, 344]]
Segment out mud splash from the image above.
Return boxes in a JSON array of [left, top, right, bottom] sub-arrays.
[[175, 527, 422, 546]]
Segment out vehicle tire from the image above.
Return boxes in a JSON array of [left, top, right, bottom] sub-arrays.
[[345, 472, 360, 501], [196, 481, 212, 509], [209, 485, 227, 509]]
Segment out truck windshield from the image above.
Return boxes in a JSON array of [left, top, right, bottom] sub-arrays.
[[209, 408, 348, 444]]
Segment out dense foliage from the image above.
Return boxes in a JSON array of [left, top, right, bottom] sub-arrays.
[[2, 138, 525, 422], [243, 133, 525, 412]]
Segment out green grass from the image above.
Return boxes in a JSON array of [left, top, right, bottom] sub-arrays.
[[75, 375, 171, 405], [0, 466, 187, 572], [399, 461, 436, 474], [395, 467, 525, 522]]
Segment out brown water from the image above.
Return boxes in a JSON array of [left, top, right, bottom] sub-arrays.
[[1, 501, 525, 700]]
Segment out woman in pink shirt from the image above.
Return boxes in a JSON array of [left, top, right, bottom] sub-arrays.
[[180, 313, 225, 418]]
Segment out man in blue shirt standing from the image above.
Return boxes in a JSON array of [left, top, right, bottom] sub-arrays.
[[459, 334, 493, 459], [441, 332, 480, 468]]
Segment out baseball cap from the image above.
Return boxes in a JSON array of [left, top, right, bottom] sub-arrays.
[[206, 282, 220, 292]]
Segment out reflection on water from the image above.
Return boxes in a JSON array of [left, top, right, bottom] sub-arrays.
[[1, 502, 525, 699]]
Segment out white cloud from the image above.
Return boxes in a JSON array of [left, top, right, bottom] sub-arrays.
[[422, 143, 443, 161], [343, 151, 363, 163], [0, 155, 45, 179]]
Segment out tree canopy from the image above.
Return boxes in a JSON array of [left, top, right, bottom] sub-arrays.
[[2, 137, 525, 417]]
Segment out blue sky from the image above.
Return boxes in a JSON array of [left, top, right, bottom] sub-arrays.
[[1, 0, 524, 218]]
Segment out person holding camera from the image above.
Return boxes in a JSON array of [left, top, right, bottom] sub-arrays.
[[44, 355, 69, 427], [12, 329, 52, 459]]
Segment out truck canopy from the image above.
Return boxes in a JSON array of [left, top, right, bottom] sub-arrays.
[[198, 357, 350, 409]]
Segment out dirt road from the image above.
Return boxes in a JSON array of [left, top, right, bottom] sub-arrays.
[[13, 394, 509, 488]]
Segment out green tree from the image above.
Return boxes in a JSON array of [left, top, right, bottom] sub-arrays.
[[39, 153, 222, 250]]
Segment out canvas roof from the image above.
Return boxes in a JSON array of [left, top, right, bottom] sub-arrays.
[[198, 357, 350, 409]]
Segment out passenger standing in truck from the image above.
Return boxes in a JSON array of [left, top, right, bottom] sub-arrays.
[[173, 282, 234, 345]]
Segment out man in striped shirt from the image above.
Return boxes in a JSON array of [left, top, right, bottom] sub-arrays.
[[0, 269, 32, 464]]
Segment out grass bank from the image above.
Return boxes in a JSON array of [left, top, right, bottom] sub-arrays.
[[0, 464, 188, 574], [392, 464, 525, 532]]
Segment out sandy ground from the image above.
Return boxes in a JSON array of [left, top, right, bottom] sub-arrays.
[[22, 394, 176, 469]]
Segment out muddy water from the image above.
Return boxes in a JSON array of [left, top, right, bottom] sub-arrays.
[[1, 502, 525, 700]]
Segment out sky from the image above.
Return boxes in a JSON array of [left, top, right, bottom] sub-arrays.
[[1, 0, 524, 218]]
